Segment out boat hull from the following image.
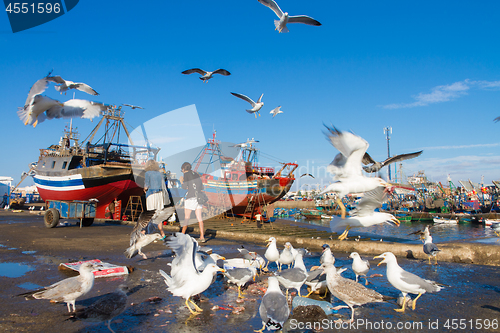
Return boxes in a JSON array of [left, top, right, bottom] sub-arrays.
[[202, 176, 294, 216], [34, 164, 144, 219]]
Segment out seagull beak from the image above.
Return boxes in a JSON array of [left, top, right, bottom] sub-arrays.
[[218, 268, 226, 273], [373, 255, 385, 266]]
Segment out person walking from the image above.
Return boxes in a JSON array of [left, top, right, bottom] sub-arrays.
[[179, 162, 206, 242], [144, 160, 170, 239]]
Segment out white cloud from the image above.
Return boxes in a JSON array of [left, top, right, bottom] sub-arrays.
[[383, 79, 500, 109], [420, 142, 500, 150]]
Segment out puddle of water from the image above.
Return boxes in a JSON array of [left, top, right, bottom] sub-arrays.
[[17, 282, 42, 290], [0, 244, 6, 248], [22, 250, 37, 255], [0, 262, 35, 278], [7, 247, 17, 250]]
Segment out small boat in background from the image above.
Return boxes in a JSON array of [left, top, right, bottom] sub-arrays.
[[433, 216, 458, 224], [484, 218, 500, 226]]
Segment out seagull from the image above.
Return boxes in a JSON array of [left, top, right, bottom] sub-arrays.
[[46, 75, 99, 95], [231, 92, 264, 118], [45, 99, 107, 121], [320, 125, 389, 219], [255, 276, 290, 333], [374, 252, 443, 312], [231, 138, 260, 148], [124, 233, 163, 259], [329, 186, 400, 241], [278, 242, 294, 271], [275, 253, 307, 297], [224, 266, 257, 298], [270, 106, 283, 117], [320, 244, 335, 266], [19, 262, 98, 312], [122, 103, 144, 109], [494, 116, 500, 122], [159, 233, 224, 314], [423, 233, 440, 265], [257, 0, 321, 33], [349, 252, 370, 285], [18, 95, 64, 128], [237, 247, 266, 269], [67, 285, 128, 333], [321, 263, 391, 323], [362, 150, 423, 173], [300, 173, 315, 179], [264, 236, 280, 271], [182, 68, 231, 82]]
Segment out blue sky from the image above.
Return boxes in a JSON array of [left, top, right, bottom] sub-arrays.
[[1, 0, 499, 191]]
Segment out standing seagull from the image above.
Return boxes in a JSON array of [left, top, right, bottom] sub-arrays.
[[362, 150, 423, 173], [124, 233, 163, 259], [329, 186, 400, 240], [321, 263, 390, 323], [231, 92, 264, 118], [275, 253, 308, 297], [320, 244, 335, 266], [374, 252, 443, 312], [349, 252, 370, 285], [320, 125, 388, 219], [224, 266, 257, 299], [257, 0, 321, 33], [182, 68, 231, 82], [255, 276, 290, 333], [278, 242, 294, 271], [270, 106, 283, 117], [423, 233, 440, 265], [19, 262, 98, 312], [264, 237, 280, 271], [67, 285, 128, 333]]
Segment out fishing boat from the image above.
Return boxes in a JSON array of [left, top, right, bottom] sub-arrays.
[[433, 216, 458, 224], [31, 106, 157, 219], [193, 134, 298, 217]]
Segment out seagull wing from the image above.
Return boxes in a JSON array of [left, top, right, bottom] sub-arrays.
[[362, 152, 376, 165], [257, 0, 284, 18], [380, 150, 423, 167], [58, 99, 106, 120], [182, 68, 207, 75], [231, 92, 256, 106], [353, 186, 385, 216], [24, 77, 50, 106], [46, 75, 66, 85], [70, 82, 99, 96], [399, 270, 442, 293], [324, 125, 368, 177], [212, 69, 231, 76], [288, 15, 321, 26]]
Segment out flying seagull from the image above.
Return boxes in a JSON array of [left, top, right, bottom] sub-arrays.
[[257, 0, 321, 33], [67, 285, 128, 333], [231, 92, 264, 118], [329, 186, 400, 241], [19, 262, 98, 312], [47, 75, 99, 95], [270, 106, 283, 117], [122, 104, 144, 109], [362, 150, 423, 173], [300, 173, 315, 179], [494, 116, 500, 122], [320, 125, 388, 218], [182, 68, 231, 82], [44, 99, 108, 121]]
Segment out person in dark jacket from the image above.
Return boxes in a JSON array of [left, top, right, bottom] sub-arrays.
[[179, 162, 206, 242]]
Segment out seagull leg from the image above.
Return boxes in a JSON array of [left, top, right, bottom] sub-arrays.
[[434, 255, 438, 265], [395, 295, 407, 312], [139, 250, 147, 260], [319, 288, 329, 299], [412, 293, 423, 310], [189, 298, 203, 312], [254, 113, 257, 119], [355, 275, 359, 283], [338, 226, 351, 241], [254, 323, 266, 333], [305, 288, 315, 297], [238, 285, 246, 298], [33, 118, 39, 128], [106, 320, 116, 333], [364, 277, 369, 286], [349, 306, 355, 323]]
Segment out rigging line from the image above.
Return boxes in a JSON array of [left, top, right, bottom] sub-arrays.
[[259, 151, 286, 164]]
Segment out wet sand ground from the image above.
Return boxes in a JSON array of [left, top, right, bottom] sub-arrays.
[[0, 211, 499, 332]]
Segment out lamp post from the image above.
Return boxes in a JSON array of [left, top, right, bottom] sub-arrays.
[[384, 127, 392, 181]]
